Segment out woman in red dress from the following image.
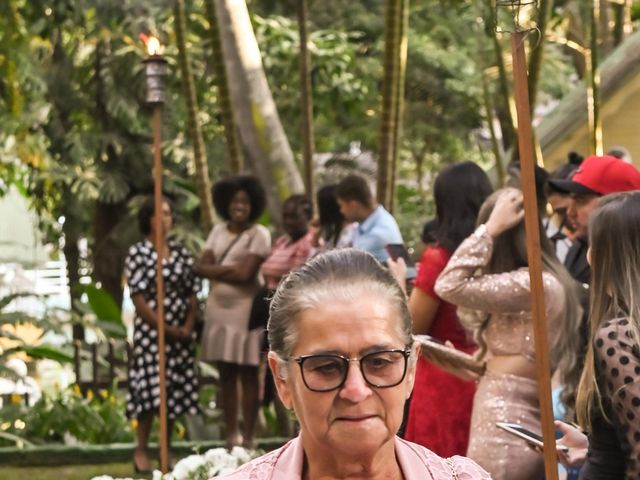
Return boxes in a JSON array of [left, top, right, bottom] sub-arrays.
[[403, 162, 492, 456]]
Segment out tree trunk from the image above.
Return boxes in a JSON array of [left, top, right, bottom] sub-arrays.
[[387, 0, 409, 214], [298, 0, 315, 205], [527, 0, 552, 114], [484, 0, 517, 152], [587, 0, 603, 155], [205, 0, 244, 174], [61, 197, 84, 340], [612, 0, 631, 48], [174, 0, 215, 232], [93, 201, 127, 309], [599, 0, 612, 55], [377, 0, 401, 207], [213, 0, 304, 223]]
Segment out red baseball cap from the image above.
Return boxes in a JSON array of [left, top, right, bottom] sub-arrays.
[[548, 154, 640, 195]]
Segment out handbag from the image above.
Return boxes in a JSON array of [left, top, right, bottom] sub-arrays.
[[247, 286, 272, 331]]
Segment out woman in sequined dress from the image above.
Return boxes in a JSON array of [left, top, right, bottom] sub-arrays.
[[435, 188, 582, 480]]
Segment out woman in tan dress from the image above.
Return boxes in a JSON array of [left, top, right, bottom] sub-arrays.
[[196, 175, 271, 449], [434, 188, 582, 480]]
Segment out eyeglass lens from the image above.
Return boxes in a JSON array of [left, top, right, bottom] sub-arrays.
[[299, 350, 407, 391]]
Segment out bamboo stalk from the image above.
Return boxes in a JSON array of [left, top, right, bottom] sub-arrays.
[[152, 105, 169, 474], [298, 0, 315, 205], [510, 31, 558, 480]]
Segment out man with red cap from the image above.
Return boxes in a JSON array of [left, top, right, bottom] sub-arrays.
[[548, 154, 640, 285]]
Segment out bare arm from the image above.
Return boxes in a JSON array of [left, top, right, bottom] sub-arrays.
[[408, 287, 440, 335], [216, 254, 265, 283], [194, 249, 234, 279]]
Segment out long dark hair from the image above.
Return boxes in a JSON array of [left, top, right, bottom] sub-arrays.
[[433, 162, 493, 252], [316, 184, 345, 247]]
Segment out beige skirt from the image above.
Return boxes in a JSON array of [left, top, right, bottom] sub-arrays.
[[200, 282, 263, 366], [467, 370, 544, 480]]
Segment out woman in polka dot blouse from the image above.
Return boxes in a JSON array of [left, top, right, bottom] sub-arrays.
[[576, 191, 640, 479]]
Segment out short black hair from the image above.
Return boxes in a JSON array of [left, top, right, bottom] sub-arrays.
[[138, 196, 174, 235], [433, 161, 493, 252], [212, 175, 267, 222], [545, 152, 583, 196], [283, 194, 313, 220], [335, 174, 373, 207]]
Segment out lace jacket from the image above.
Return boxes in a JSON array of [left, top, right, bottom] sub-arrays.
[[218, 436, 490, 479]]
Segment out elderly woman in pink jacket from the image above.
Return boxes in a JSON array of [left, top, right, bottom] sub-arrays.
[[219, 249, 490, 479]]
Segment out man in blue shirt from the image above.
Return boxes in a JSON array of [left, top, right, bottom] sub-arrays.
[[336, 174, 403, 263]]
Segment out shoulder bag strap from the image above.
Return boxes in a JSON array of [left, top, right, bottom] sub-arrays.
[[217, 232, 244, 265]]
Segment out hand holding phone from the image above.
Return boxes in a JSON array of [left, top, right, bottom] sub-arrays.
[[496, 422, 569, 453], [385, 243, 414, 266], [385, 244, 417, 282]]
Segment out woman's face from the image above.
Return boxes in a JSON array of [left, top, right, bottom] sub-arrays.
[[282, 202, 309, 239], [229, 190, 251, 224], [151, 200, 173, 236], [269, 295, 417, 458]]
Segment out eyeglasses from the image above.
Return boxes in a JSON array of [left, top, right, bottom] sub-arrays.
[[289, 347, 411, 392]]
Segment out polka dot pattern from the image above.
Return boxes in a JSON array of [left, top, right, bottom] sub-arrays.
[[594, 318, 640, 477], [124, 239, 200, 420]]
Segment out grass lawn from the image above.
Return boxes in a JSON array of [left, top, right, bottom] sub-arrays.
[[0, 462, 155, 480]]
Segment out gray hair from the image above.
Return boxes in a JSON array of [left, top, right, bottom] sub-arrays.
[[267, 248, 412, 358]]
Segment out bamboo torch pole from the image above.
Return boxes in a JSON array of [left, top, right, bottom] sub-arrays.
[[510, 30, 558, 480], [142, 34, 170, 474]]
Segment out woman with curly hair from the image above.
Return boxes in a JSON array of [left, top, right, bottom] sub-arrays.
[[196, 175, 271, 449]]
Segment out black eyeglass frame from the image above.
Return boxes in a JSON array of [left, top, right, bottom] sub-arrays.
[[289, 346, 412, 392]]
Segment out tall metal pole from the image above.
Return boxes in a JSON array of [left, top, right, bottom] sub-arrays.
[[142, 37, 170, 473], [152, 104, 169, 474], [511, 31, 558, 480]]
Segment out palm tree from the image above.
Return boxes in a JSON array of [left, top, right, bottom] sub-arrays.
[[205, 0, 244, 173], [174, 0, 215, 232], [377, 0, 402, 208], [212, 0, 304, 223], [298, 0, 315, 204], [387, 0, 409, 213]]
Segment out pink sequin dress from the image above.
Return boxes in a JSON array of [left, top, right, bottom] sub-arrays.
[[435, 229, 566, 480]]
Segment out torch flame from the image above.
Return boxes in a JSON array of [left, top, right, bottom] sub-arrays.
[[140, 33, 164, 56]]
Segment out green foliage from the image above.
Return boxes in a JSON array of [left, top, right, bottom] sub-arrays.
[[0, 385, 133, 447], [253, 14, 375, 154], [0, 293, 71, 380]]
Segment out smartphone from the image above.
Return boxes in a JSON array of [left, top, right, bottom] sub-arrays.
[[385, 243, 415, 267], [385, 243, 416, 280], [496, 422, 569, 452]]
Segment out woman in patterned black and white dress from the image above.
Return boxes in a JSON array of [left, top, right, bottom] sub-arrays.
[[125, 197, 200, 473]]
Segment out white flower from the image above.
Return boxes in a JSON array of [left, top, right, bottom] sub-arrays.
[[152, 470, 164, 480], [203, 448, 231, 465], [229, 446, 252, 464], [170, 454, 207, 480]]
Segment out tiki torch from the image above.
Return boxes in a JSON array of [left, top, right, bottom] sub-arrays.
[[496, 1, 559, 479], [141, 33, 170, 474]]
